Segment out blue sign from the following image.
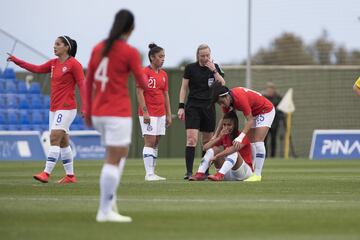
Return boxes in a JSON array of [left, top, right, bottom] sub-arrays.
[[310, 130, 360, 160], [0, 131, 46, 160], [69, 131, 106, 160]]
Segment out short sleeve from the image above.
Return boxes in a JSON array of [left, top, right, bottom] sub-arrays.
[[183, 64, 191, 79]]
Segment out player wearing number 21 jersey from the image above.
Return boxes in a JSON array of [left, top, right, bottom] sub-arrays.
[[137, 43, 171, 181]]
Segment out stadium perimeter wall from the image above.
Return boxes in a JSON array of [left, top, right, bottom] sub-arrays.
[[16, 65, 360, 158]]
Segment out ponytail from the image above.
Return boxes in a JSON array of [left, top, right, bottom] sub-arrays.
[[103, 9, 135, 57], [148, 43, 164, 63], [69, 39, 77, 57]]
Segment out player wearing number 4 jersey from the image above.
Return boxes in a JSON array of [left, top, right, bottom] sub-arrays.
[[211, 82, 274, 182], [137, 43, 171, 181], [7, 35, 85, 184], [85, 9, 146, 223]]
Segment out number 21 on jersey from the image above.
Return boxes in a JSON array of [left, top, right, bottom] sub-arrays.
[[148, 77, 156, 89], [94, 57, 109, 92]]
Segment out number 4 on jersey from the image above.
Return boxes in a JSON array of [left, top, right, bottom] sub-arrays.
[[94, 57, 109, 92]]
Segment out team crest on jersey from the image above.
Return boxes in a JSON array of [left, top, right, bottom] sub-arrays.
[[62, 67, 67, 73]]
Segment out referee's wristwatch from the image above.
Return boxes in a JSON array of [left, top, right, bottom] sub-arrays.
[[178, 103, 185, 109], [212, 69, 218, 74]]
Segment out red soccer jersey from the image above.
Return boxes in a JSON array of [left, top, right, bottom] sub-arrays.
[[138, 66, 168, 116], [222, 87, 273, 117], [215, 132, 253, 170], [11, 56, 86, 112], [85, 40, 146, 117]]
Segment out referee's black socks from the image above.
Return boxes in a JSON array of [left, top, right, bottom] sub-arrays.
[[185, 146, 195, 176]]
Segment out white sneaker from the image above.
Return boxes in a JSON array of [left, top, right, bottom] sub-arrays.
[[145, 174, 166, 181], [111, 199, 118, 213], [96, 210, 132, 223]]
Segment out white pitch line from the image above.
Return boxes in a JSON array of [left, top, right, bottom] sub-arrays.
[[0, 197, 357, 204]]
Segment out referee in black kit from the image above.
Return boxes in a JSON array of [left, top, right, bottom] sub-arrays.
[[177, 44, 225, 179]]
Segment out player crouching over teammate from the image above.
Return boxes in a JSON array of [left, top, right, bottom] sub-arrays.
[[189, 111, 253, 181], [210, 82, 275, 182]]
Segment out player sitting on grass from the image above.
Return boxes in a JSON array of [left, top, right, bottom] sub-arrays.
[[189, 111, 253, 181]]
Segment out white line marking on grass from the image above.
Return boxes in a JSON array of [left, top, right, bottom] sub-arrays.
[[0, 197, 357, 204]]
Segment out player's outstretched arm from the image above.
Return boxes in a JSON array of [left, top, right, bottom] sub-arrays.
[[7, 53, 51, 74]]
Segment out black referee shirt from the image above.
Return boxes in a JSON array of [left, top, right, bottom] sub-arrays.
[[183, 62, 224, 106]]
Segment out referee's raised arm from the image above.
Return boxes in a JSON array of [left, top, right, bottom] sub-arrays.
[[204, 60, 225, 85]]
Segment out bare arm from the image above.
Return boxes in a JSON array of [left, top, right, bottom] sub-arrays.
[[242, 113, 254, 135], [164, 91, 172, 127], [203, 135, 222, 151], [73, 62, 86, 114], [177, 78, 189, 121], [233, 113, 254, 150], [204, 127, 229, 151], [213, 118, 224, 139], [213, 71, 225, 85], [136, 87, 150, 124], [214, 146, 237, 160], [179, 78, 189, 104], [204, 61, 225, 85]]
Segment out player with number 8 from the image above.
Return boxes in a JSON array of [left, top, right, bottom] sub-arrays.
[[7, 35, 86, 184]]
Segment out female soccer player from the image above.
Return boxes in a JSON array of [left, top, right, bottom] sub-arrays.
[[7, 36, 85, 184], [211, 82, 275, 182], [177, 44, 225, 179], [189, 111, 253, 181], [136, 43, 171, 181], [84, 9, 146, 223]]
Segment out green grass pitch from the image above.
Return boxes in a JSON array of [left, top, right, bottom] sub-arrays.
[[0, 159, 359, 240]]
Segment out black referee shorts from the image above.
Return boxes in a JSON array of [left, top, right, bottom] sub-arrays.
[[185, 103, 216, 132]]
